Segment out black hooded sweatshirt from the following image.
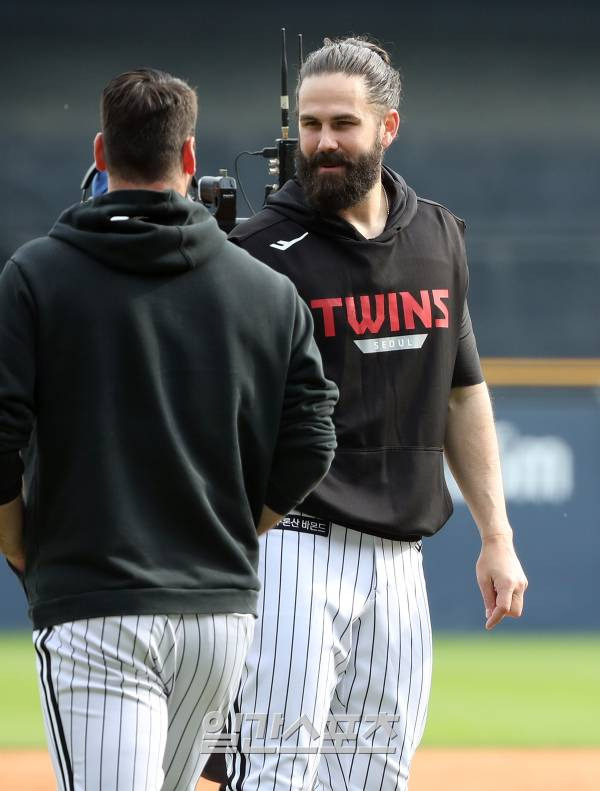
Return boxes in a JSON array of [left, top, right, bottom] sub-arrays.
[[229, 167, 483, 541], [0, 190, 338, 628]]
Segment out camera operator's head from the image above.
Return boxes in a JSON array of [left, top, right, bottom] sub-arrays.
[[94, 68, 198, 196]]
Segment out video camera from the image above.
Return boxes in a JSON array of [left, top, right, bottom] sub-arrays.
[[80, 29, 302, 233]]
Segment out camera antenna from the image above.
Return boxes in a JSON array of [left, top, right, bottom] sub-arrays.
[[239, 27, 302, 210], [281, 27, 289, 140], [298, 33, 304, 67]]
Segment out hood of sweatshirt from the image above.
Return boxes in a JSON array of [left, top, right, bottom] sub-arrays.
[[49, 189, 226, 275], [262, 165, 418, 241]]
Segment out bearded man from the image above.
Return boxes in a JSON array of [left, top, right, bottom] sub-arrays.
[[201, 35, 527, 791]]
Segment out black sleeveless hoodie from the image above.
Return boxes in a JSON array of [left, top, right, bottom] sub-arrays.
[[229, 167, 483, 540]]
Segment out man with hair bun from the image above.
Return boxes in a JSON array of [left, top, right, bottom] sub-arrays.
[[202, 36, 527, 790]]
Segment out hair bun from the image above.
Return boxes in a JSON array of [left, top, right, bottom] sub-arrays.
[[324, 36, 392, 65]]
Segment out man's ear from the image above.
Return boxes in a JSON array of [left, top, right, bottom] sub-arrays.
[[182, 136, 196, 176], [381, 109, 400, 149], [94, 132, 107, 171]]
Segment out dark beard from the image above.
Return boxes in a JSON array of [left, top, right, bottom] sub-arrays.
[[295, 139, 383, 214]]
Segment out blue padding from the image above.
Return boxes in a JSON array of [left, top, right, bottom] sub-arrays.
[[92, 170, 108, 197]]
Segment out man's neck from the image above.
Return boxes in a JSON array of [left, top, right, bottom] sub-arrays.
[[107, 175, 188, 197], [337, 172, 388, 240]]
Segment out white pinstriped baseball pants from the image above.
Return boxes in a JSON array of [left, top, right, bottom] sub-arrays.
[[33, 612, 253, 791], [225, 520, 432, 790]]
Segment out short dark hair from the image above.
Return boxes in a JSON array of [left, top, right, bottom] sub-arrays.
[[297, 36, 401, 113], [101, 68, 198, 182]]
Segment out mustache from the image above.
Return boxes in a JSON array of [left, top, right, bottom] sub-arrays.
[[307, 151, 352, 168]]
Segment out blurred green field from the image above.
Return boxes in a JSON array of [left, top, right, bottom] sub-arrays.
[[422, 633, 600, 747], [1, 632, 599, 749], [1, 632, 46, 748]]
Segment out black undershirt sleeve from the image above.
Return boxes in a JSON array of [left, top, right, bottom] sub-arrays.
[[451, 300, 484, 388]]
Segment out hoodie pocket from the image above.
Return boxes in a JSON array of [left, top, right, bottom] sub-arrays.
[[302, 445, 453, 540]]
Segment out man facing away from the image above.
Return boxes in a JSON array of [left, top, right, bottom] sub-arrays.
[[0, 67, 338, 791], [201, 36, 528, 791]]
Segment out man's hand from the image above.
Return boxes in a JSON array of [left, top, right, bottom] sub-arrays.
[[257, 505, 284, 535], [6, 552, 26, 575], [476, 532, 528, 630]]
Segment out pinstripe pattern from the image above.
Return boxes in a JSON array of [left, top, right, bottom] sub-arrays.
[[34, 628, 74, 791], [320, 537, 432, 791], [226, 520, 432, 791], [33, 612, 252, 791]]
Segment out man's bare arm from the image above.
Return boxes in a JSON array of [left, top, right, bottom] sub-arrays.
[[0, 495, 25, 573], [445, 382, 528, 630]]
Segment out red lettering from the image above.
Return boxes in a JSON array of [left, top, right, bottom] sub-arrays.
[[311, 289, 450, 337], [388, 292, 400, 331], [310, 298, 343, 337], [345, 295, 386, 335], [432, 289, 449, 327], [400, 290, 432, 330]]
